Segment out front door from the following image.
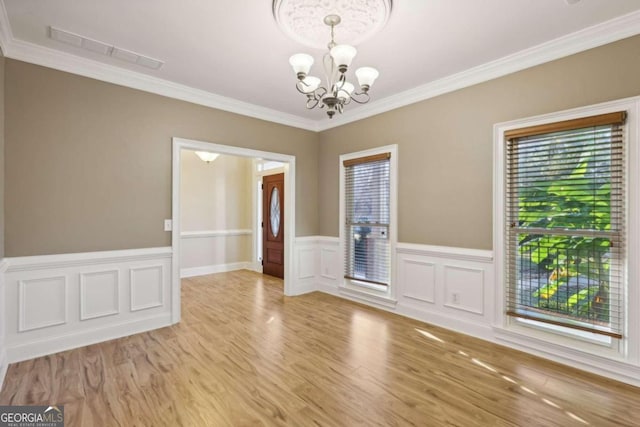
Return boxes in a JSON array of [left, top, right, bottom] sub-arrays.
[[262, 173, 284, 278]]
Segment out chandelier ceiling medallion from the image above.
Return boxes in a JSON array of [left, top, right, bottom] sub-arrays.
[[273, 0, 392, 119]]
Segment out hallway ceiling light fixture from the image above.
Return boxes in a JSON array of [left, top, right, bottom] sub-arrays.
[[288, 14, 380, 119], [195, 151, 219, 163]]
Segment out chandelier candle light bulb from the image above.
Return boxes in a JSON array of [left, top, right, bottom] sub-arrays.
[[301, 76, 321, 93], [355, 67, 379, 92], [329, 44, 357, 72], [337, 82, 355, 100], [289, 53, 314, 79], [287, 14, 380, 119]]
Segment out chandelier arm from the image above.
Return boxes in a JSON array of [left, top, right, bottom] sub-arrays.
[[295, 81, 308, 95], [348, 91, 371, 104], [303, 86, 328, 110], [296, 80, 319, 95], [316, 86, 328, 99], [306, 97, 321, 109]]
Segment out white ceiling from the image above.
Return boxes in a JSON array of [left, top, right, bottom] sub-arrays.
[[2, 0, 640, 131]]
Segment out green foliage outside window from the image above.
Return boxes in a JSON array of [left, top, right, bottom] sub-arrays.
[[516, 129, 614, 325]]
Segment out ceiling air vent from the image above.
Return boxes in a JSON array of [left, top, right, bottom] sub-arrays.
[[48, 26, 164, 70]]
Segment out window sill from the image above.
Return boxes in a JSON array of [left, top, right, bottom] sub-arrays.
[[492, 320, 623, 362], [338, 284, 397, 309]]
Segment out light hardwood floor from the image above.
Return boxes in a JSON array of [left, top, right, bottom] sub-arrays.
[[1, 270, 639, 426]]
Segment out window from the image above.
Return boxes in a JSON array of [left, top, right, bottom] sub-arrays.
[[343, 152, 391, 289], [504, 112, 626, 339]]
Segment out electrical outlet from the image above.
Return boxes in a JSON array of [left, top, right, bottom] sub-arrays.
[[452, 293, 460, 305], [164, 219, 172, 231]]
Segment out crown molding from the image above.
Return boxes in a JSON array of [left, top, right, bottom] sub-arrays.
[[3, 38, 320, 131], [317, 9, 640, 131], [1, 1, 640, 133]]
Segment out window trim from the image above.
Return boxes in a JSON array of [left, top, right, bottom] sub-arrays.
[[339, 145, 398, 303], [493, 97, 640, 359]]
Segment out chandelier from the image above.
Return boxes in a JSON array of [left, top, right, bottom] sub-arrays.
[[288, 14, 379, 119]]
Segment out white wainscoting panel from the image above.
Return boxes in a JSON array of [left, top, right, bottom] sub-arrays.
[[297, 249, 315, 280], [442, 264, 484, 314], [395, 243, 493, 337], [3, 247, 172, 363], [80, 270, 119, 320], [130, 265, 164, 312], [317, 237, 340, 291], [291, 237, 319, 295], [19, 276, 67, 332], [398, 258, 436, 304], [320, 248, 339, 280], [313, 239, 494, 337]]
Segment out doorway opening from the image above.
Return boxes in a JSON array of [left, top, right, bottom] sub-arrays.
[[171, 137, 296, 324]]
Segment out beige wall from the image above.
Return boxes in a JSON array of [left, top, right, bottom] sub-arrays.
[[318, 35, 640, 250], [179, 151, 253, 269], [180, 151, 252, 231], [5, 59, 319, 256], [7, 35, 640, 255]]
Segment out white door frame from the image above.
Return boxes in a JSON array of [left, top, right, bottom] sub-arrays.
[[171, 137, 296, 324]]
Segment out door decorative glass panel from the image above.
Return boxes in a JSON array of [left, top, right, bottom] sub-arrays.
[[270, 187, 281, 237]]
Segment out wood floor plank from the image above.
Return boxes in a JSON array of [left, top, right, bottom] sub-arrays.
[[1, 270, 639, 426]]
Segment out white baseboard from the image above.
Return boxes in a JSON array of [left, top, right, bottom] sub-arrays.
[[180, 261, 251, 278], [7, 313, 172, 363], [396, 302, 494, 342], [289, 280, 316, 296]]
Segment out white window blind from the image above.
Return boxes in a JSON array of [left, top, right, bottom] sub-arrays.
[[505, 112, 626, 338], [344, 153, 391, 287]]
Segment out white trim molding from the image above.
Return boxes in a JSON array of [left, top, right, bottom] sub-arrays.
[[18, 276, 68, 332], [2, 2, 640, 132], [0, 10, 317, 131], [172, 138, 297, 321], [181, 262, 252, 278], [493, 96, 640, 387], [3, 247, 172, 363], [80, 269, 120, 320], [317, 239, 495, 340], [339, 144, 399, 302], [130, 265, 165, 312], [291, 237, 319, 296], [317, 9, 640, 131], [180, 229, 252, 239], [396, 243, 492, 263]]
